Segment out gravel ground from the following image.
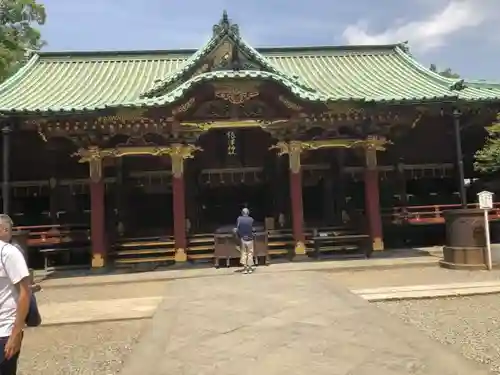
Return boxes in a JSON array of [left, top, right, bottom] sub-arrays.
[[329, 267, 500, 289], [36, 281, 168, 304], [18, 320, 147, 375], [377, 295, 500, 374]]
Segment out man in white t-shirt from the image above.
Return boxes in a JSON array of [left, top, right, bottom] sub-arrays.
[[0, 214, 30, 374]]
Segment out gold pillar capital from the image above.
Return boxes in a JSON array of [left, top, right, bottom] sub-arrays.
[[365, 145, 378, 170], [288, 141, 303, 174], [74, 146, 106, 182], [169, 143, 202, 178], [271, 140, 312, 174]]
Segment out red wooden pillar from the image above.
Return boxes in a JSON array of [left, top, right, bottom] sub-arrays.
[[170, 144, 195, 263], [288, 141, 306, 256], [88, 151, 107, 267], [364, 146, 384, 251]]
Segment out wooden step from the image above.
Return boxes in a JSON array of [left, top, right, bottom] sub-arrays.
[[188, 254, 214, 260], [268, 249, 289, 255], [317, 245, 359, 252], [188, 237, 214, 244], [188, 245, 214, 251], [114, 248, 175, 256], [268, 241, 294, 247], [189, 233, 213, 238], [119, 240, 175, 248], [267, 234, 292, 239], [115, 256, 174, 264]]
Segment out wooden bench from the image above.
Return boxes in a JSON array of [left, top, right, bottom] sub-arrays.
[[312, 232, 370, 259], [39, 247, 90, 272]]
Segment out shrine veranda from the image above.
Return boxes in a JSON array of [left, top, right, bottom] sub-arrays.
[[1, 12, 500, 268]]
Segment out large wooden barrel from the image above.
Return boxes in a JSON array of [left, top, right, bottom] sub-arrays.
[[440, 209, 487, 270]]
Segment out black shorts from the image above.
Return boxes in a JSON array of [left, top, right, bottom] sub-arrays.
[[0, 336, 21, 375]]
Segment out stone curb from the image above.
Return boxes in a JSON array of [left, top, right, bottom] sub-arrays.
[[38, 296, 162, 326], [39, 315, 150, 327], [354, 281, 500, 302], [37, 258, 438, 289]]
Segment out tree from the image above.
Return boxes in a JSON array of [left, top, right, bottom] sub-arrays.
[[429, 64, 460, 79], [0, 0, 46, 81], [474, 114, 500, 173]]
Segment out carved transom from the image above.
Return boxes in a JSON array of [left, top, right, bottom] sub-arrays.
[[214, 83, 259, 104]]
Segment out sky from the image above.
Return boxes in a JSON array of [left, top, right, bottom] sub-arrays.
[[39, 0, 500, 81]]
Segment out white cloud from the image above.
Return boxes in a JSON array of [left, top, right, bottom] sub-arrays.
[[342, 0, 495, 52]]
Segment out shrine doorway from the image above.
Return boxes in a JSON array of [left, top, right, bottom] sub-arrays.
[[196, 168, 272, 232], [193, 127, 276, 232]]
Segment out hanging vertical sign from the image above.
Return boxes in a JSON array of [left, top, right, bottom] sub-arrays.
[[478, 190, 494, 271], [227, 131, 237, 156]]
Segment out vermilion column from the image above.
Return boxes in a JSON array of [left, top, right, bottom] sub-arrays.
[[88, 148, 107, 267], [364, 146, 384, 251], [170, 144, 198, 263], [288, 141, 306, 256]]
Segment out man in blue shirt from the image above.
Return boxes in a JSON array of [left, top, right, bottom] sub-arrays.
[[236, 208, 255, 274]]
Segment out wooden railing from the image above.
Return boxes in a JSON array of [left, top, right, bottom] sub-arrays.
[[14, 224, 90, 247], [383, 202, 500, 225]]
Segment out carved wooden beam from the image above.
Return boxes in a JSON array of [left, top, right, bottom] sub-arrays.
[[73, 144, 203, 161]]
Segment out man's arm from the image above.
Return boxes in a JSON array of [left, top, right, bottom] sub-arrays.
[[3, 246, 30, 359], [3, 246, 30, 331], [12, 279, 30, 336], [236, 217, 242, 234]]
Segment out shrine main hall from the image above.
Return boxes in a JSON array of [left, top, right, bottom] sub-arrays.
[[1, 12, 499, 269]]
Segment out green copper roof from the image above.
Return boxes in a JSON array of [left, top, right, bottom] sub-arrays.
[[132, 70, 328, 108], [0, 13, 498, 114], [142, 10, 315, 98]]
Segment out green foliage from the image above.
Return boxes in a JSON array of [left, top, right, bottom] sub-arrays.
[[474, 115, 500, 173], [429, 64, 460, 79], [0, 0, 46, 81]]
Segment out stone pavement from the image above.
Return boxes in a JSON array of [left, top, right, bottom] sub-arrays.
[[120, 271, 490, 375], [35, 280, 500, 326], [40, 296, 162, 325], [38, 254, 438, 289]]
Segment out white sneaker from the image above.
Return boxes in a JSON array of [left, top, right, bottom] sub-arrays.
[[242, 268, 248, 274], [248, 268, 253, 274]]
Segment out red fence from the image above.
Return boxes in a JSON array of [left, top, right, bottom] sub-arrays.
[[383, 202, 500, 225]]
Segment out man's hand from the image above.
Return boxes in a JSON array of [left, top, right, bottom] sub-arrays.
[[4, 331, 22, 360]]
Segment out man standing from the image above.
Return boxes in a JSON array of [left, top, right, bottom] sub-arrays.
[[0, 214, 31, 374], [236, 208, 255, 274]]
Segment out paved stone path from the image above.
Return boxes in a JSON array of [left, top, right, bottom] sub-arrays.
[[120, 271, 490, 375], [40, 296, 162, 325], [38, 255, 438, 289]]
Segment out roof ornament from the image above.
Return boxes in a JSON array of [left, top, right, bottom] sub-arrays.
[[450, 79, 467, 91], [213, 10, 239, 37], [399, 41, 411, 54]]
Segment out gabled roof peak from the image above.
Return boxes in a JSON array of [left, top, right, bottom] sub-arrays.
[[212, 10, 239, 37], [140, 11, 318, 98]]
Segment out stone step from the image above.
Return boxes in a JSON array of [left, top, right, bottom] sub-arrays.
[[353, 281, 500, 301]]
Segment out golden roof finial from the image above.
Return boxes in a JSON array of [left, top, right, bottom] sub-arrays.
[[213, 10, 239, 37]]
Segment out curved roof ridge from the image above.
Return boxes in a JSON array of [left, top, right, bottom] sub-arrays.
[[393, 45, 459, 90], [141, 11, 318, 98], [463, 79, 500, 89], [114, 69, 330, 110], [234, 36, 315, 91], [0, 54, 40, 98]]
